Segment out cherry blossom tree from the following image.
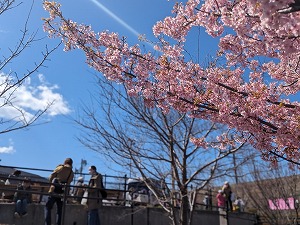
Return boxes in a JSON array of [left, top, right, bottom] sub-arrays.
[[42, 0, 300, 164], [76, 77, 247, 225]]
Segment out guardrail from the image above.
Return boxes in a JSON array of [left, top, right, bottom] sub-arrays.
[[0, 165, 259, 225], [0, 165, 224, 210]]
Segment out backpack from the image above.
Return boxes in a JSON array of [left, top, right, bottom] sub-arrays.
[[99, 174, 107, 199]]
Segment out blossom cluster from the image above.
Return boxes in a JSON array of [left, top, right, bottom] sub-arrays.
[[43, 0, 300, 162]]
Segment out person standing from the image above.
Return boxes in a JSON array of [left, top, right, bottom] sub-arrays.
[[234, 196, 245, 212], [13, 178, 32, 218], [203, 192, 212, 210], [216, 190, 225, 211], [86, 165, 104, 225], [72, 176, 85, 204], [222, 181, 233, 211], [45, 158, 74, 225], [203, 193, 209, 210]]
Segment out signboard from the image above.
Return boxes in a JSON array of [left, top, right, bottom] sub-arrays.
[[268, 197, 295, 210]]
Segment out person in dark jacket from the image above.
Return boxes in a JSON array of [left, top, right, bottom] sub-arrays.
[[13, 178, 32, 218], [222, 181, 233, 211], [86, 165, 104, 225], [45, 158, 74, 225]]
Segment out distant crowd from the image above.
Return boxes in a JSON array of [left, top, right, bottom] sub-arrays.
[[202, 181, 245, 213], [216, 181, 245, 212]]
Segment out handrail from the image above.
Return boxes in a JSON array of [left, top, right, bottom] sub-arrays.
[[0, 164, 224, 211]]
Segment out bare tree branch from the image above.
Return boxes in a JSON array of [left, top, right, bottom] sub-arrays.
[[0, 0, 60, 134], [75, 76, 249, 225]]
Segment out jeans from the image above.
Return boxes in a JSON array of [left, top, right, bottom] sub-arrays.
[[45, 196, 63, 225], [88, 209, 100, 225], [15, 199, 28, 215]]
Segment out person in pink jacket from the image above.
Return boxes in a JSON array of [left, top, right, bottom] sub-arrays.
[[216, 190, 225, 211]]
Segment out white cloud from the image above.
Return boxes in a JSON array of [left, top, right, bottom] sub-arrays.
[[0, 139, 15, 154], [0, 146, 15, 154], [0, 73, 71, 122]]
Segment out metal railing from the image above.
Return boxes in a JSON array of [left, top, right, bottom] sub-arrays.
[[0, 165, 260, 225]]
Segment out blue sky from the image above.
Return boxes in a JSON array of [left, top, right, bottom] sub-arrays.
[[0, 0, 179, 178]]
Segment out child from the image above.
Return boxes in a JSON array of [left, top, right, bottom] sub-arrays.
[[216, 190, 225, 211], [234, 196, 245, 212], [13, 178, 32, 218]]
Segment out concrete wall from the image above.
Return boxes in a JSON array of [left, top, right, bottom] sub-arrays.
[[0, 203, 256, 225]]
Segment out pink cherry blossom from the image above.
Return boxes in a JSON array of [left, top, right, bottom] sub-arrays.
[[43, 0, 300, 162]]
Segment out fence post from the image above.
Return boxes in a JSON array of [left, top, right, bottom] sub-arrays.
[[61, 183, 68, 225], [209, 188, 213, 211], [123, 175, 127, 206]]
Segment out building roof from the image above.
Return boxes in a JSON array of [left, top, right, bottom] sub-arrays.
[[0, 166, 48, 184]]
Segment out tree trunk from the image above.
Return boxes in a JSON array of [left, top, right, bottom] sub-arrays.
[[180, 190, 190, 225]]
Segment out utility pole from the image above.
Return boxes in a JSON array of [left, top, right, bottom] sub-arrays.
[[233, 153, 239, 184]]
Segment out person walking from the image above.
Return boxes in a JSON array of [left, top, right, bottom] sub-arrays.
[[45, 158, 74, 225], [222, 181, 233, 211], [13, 178, 32, 218], [86, 165, 104, 225]]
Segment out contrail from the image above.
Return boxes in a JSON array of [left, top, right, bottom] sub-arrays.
[[90, 0, 140, 37]]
